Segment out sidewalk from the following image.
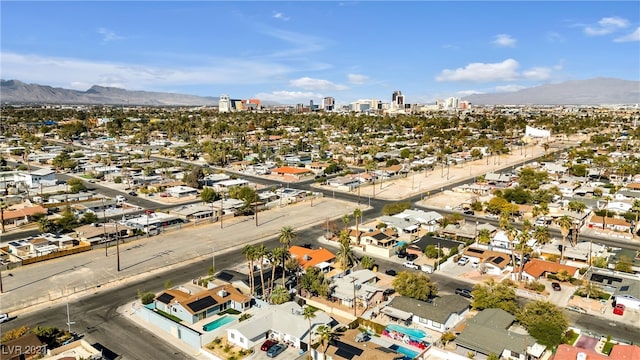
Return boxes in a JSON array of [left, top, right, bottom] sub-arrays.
[[0, 197, 361, 315]]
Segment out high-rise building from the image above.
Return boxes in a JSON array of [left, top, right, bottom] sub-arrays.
[[392, 91, 404, 110], [323, 97, 335, 111], [219, 94, 231, 113]]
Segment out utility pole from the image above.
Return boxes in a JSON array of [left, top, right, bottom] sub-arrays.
[[351, 277, 357, 316], [0, 268, 3, 293], [220, 194, 224, 229], [66, 302, 75, 333], [115, 221, 120, 272], [102, 198, 108, 256]]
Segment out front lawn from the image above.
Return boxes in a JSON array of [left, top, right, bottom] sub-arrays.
[[155, 309, 182, 323]]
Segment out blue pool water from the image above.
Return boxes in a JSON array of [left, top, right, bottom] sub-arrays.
[[386, 324, 426, 339], [390, 344, 419, 360], [202, 315, 235, 332]]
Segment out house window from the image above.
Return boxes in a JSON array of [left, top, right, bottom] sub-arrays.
[[418, 318, 428, 324], [431, 321, 441, 328], [510, 351, 520, 359], [230, 333, 235, 339]]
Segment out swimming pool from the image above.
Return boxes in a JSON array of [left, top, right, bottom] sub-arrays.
[[390, 344, 419, 360], [202, 315, 235, 332], [386, 324, 426, 339]]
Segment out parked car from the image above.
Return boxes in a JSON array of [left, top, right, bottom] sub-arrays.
[[355, 332, 369, 342], [613, 303, 625, 316], [402, 261, 420, 270], [128, 191, 138, 196], [406, 253, 418, 261], [455, 288, 474, 299], [261, 339, 278, 352], [551, 282, 562, 291], [397, 251, 407, 258], [385, 269, 397, 276], [463, 210, 475, 215], [383, 288, 395, 296], [457, 257, 470, 266], [266, 343, 286, 358], [0, 313, 9, 324], [565, 305, 587, 314]]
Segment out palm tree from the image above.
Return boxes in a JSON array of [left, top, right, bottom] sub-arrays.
[[341, 214, 351, 231], [336, 230, 357, 271], [315, 325, 336, 353], [279, 226, 297, 287], [353, 208, 362, 245], [255, 244, 268, 298], [632, 199, 640, 240], [0, 199, 7, 234], [269, 285, 290, 305], [505, 226, 519, 270], [302, 306, 316, 348], [269, 247, 285, 296], [242, 245, 256, 296], [360, 256, 375, 270], [476, 229, 492, 244], [516, 230, 531, 282], [532, 226, 551, 245], [556, 215, 573, 262]]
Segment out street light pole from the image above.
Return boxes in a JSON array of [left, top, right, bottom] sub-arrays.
[[220, 194, 224, 229], [115, 221, 120, 272], [102, 198, 108, 256]]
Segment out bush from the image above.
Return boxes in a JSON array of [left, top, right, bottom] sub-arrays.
[[525, 281, 546, 292], [137, 290, 155, 305]]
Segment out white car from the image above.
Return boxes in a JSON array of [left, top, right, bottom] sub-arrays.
[[402, 261, 420, 270], [0, 313, 9, 324], [457, 257, 470, 266]]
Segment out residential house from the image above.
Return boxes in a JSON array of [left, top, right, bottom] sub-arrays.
[[609, 344, 640, 360], [382, 295, 470, 333], [330, 269, 380, 310], [357, 228, 400, 258], [211, 179, 250, 193], [226, 302, 335, 351], [171, 204, 217, 221], [315, 328, 403, 360], [327, 176, 360, 191], [520, 259, 580, 282], [462, 247, 512, 275], [454, 308, 545, 360], [586, 268, 640, 310], [120, 212, 184, 234], [408, 236, 464, 257], [71, 199, 117, 217], [74, 222, 131, 244], [271, 166, 313, 179], [1, 205, 47, 228], [20, 168, 57, 188], [289, 245, 336, 273], [441, 222, 478, 241], [553, 343, 640, 360], [588, 215, 632, 233], [154, 284, 251, 324], [42, 339, 103, 359], [538, 240, 607, 264], [166, 185, 198, 198], [378, 164, 403, 177]]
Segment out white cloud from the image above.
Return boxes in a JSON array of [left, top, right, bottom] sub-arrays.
[[493, 34, 516, 47], [272, 12, 290, 21], [254, 90, 321, 103], [457, 90, 484, 96], [584, 16, 629, 36], [522, 67, 552, 80], [347, 74, 368, 84], [97, 28, 124, 42], [289, 77, 347, 91], [436, 59, 520, 82], [614, 27, 640, 42], [495, 84, 527, 92], [0, 52, 294, 91]]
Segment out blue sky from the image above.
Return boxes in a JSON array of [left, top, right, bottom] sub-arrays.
[[2, 1, 639, 105]]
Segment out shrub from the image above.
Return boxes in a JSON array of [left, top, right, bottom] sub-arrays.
[[137, 290, 155, 305], [525, 281, 546, 292]]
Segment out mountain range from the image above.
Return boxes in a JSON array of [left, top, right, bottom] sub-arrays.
[[462, 78, 639, 105], [1, 78, 639, 106], [0, 80, 218, 106]]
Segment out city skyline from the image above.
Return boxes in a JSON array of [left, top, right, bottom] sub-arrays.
[[1, 1, 639, 105]]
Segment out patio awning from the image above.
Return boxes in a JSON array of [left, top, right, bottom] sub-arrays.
[[316, 261, 333, 270], [381, 307, 412, 321]]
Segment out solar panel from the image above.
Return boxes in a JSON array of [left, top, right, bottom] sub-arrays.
[[187, 296, 217, 313], [156, 293, 175, 304], [620, 286, 629, 291], [333, 341, 363, 360], [216, 271, 234, 282], [493, 256, 505, 264], [468, 248, 483, 254]]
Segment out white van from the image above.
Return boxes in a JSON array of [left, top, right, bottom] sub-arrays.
[[115, 195, 126, 203]]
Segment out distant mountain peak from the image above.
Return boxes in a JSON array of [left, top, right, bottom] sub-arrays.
[[462, 78, 640, 105]]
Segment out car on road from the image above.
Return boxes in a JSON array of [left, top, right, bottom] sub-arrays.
[[551, 282, 562, 291], [261, 339, 278, 351], [565, 305, 587, 314], [0, 313, 9, 323], [402, 261, 420, 270], [463, 210, 475, 215], [406, 253, 418, 261], [455, 288, 474, 299], [266, 343, 286, 358], [457, 257, 470, 266], [613, 303, 625, 316], [128, 191, 138, 196], [385, 269, 397, 276]]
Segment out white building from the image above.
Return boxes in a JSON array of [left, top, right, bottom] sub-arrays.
[[219, 94, 231, 113]]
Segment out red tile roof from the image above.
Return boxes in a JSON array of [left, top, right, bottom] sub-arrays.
[[3, 205, 47, 221], [289, 245, 335, 269], [523, 259, 579, 278], [553, 344, 607, 360], [609, 344, 640, 360], [272, 166, 312, 175]]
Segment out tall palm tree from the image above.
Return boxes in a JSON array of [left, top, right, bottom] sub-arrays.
[[505, 226, 519, 270], [353, 208, 362, 245], [632, 199, 640, 240], [316, 325, 336, 353], [268, 247, 285, 296], [337, 230, 357, 271], [532, 226, 551, 245], [557, 215, 573, 262], [303, 306, 316, 348], [242, 245, 256, 296], [359, 256, 375, 270], [341, 214, 351, 231], [0, 199, 7, 234], [279, 226, 297, 287], [269, 285, 290, 305], [255, 244, 268, 298]]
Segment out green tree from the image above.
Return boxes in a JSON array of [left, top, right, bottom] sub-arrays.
[[359, 256, 375, 270], [316, 324, 336, 353], [471, 278, 518, 314], [614, 255, 634, 273], [516, 301, 568, 348], [303, 306, 316, 347], [556, 216, 573, 261], [200, 187, 219, 203], [476, 229, 492, 244], [184, 166, 203, 189], [56, 206, 78, 231], [424, 245, 444, 259], [269, 285, 290, 305], [67, 178, 87, 193], [353, 208, 362, 244], [279, 226, 297, 286], [336, 230, 357, 270], [242, 245, 256, 296], [382, 202, 411, 216], [392, 271, 438, 301], [255, 244, 268, 297], [299, 267, 330, 298], [79, 212, 99, 225]]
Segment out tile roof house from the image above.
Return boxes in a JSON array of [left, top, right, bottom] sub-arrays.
[[520, 259, 580, 282], [552, 344, 609, 360], [0, 333, 46, 360], [463, 247, 513, 275], [1, 205, 47, 227], [154, 284, 251, 324], [289, 245, 336, 272], [609, 344, 640, 360], [454, 308, 545, 360], [382, 295, 470, 333], [226, 302, 335, 351], [319, 328, 404, 360]]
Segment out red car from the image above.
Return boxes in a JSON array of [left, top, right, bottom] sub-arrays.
[[261, 339, 278, 351], [613, 304, 625, 316]]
